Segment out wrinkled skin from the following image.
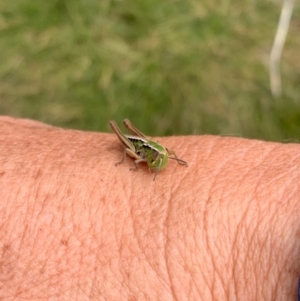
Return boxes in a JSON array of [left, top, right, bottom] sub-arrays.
[[0, 116, 300, 301]]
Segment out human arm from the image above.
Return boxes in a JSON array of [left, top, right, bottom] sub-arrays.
[[0, 116, 299, 300]]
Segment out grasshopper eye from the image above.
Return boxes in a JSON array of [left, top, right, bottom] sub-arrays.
[[153, 152, 159, 160]]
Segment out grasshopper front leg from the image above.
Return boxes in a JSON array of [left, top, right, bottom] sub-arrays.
[[153, 157, 163, 181]]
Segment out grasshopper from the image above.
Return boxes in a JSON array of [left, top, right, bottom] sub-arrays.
[[109, 119, 188, 181]]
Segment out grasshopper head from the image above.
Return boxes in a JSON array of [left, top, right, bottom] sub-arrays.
[[147, 149, 169, 172]]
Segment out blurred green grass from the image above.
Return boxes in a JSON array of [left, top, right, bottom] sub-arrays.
[[0, 0, 299, 140]]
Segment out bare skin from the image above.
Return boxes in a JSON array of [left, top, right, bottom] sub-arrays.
[[0, 116, 300, 301]]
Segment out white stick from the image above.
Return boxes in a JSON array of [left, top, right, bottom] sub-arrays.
[[269, 0, 294, 98]]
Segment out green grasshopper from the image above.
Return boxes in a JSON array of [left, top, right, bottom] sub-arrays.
[[109, 119, 188, 181]]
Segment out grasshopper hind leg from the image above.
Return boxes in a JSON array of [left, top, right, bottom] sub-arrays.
[[115, 149, 127, 166], [116, 148, 146, 171], [131, 158, 147, 171], [115, 148, 139, 166]]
